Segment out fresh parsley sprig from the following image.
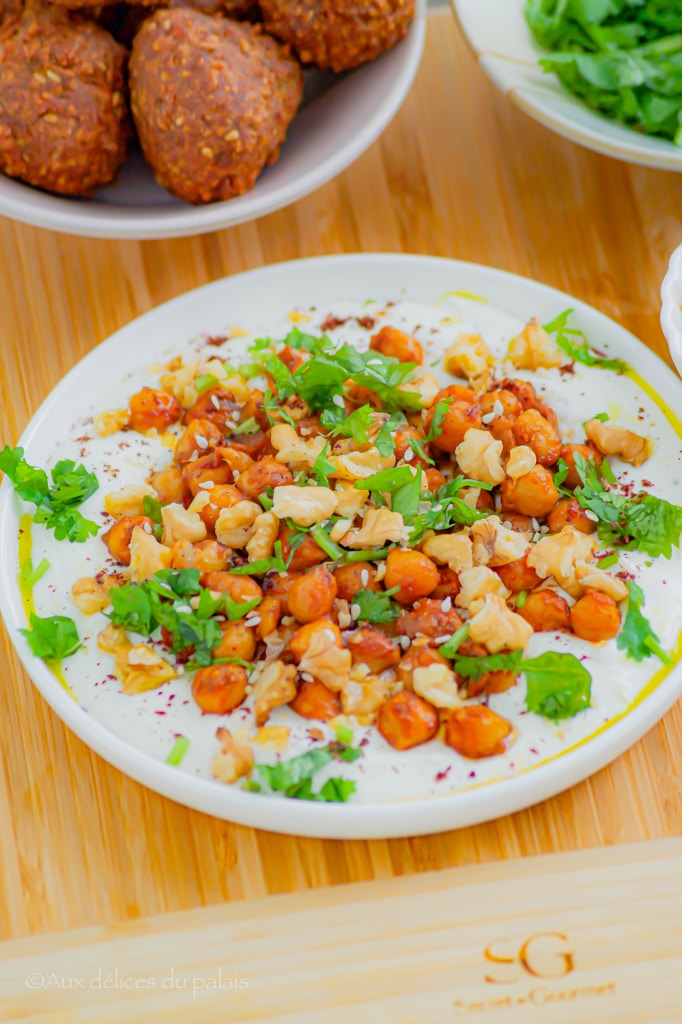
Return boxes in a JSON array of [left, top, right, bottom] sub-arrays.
[[0, 446, 99, 543], [352, 587, 401, 624], [252, 742, 361, 802], [543, 310, 628, 372], [21, 613, 82, 661], [617, 580, 672, 665]]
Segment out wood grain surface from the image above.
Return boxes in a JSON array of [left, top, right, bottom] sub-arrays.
[[3, 840, 681, 1022], [1, 10, 682, 944]]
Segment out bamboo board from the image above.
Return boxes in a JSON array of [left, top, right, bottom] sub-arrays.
[[2, 839, 681, 1022], [0, 9, 682, 949]]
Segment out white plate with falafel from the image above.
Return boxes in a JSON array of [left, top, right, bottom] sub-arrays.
[[2, 253, 682, 839], [0, 0, 425, 239]]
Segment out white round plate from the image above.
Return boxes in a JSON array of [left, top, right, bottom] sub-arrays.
[[2, 253, 682, 839], [0, 6, 425, 240], [451, 0, 682, 171], [661, 244, 682, 376]]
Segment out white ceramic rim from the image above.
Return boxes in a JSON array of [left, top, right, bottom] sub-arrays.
[[661, 244, 682, 377], [450, 0, 682, 171], [2, 253, 681, 839], [0, 6, 425, 240]]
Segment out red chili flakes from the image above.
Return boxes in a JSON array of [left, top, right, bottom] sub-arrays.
[[319, 314, 348, 332], [435, 766, 451, 782], [206, 335, 228, 347], [355, 316, 376, 330], [559, 363, 576, 377], [642, 479, 653, 488], [75, 435, 92, 443]]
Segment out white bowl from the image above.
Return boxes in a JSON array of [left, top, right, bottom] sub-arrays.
[[451, 0, 682, 171], [0, 6, 425, 240], [2, 253, 682, 839], [661, 245, 682, 376]]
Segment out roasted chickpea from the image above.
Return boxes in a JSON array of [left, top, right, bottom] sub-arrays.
[[287, 566, 337, 624], [182, 452, 233, 496], [518, 590, 571, 633], [261, 570, 301, 614], [499, 465, 559, 518], [219, 446, 253, 477], [570, 590, 621, 642], [431, 567, 462, 601], [290, 679, 341, 721], [333, 562, 379, 603], [202, 572, 263, 604], [128, 387, 182, 433], [183, 388, 241, 432], [396, 646, 451, 690], [384, 549, 440, 605], [396, 598, 464, 644], [255, 596, 282, 640], [277, 344, 307, 373], [425, 467, 447, 491], [377, 691, 439, 750], [227, 430, 271, 461], [476, 488, 495, 511], [481, 388, 522, 420], [170, 539, 230, 572], [494, 552, 542, 593], [559, 443, 602, 489], [445, 705, 513, 759], [235, 456, 293, 500], [195, 484, 243, 533], [151, 467, 189, 506], [192, 664, 248, 715], [370, 325, 423, 365], [546, 497, 597, 535], [290, 618, 342, 662], [212, 620, 257, 662], [481, 670, 518, 695], [499, 513, 534, 539], [512, 409, 561, 467], [393, 425, 431, 467], [346, 626, 400, 672], [279, 524, 327, 571], [498, 377, 540, 412], [425, 385, 482, 453], [103, 515, 154, 565], [174, 418, 225, 465]]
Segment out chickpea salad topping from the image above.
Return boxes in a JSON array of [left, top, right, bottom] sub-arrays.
[[3, 299, 682, 803]]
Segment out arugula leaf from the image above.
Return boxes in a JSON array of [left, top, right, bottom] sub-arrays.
[[311, 442, 336, 487], [262, 388, 296, 428], [321, 404, 373, 446], [360, 465, 415, 498], [21, 613, 81, 661], [254, 742, 361, 802], [617, 580, 672, 664], [574, 454, 682, 558], [407, 477, 492, 545], [142, 495, 163, 525], [375, 412, 407, 457], [0, 446, 100, 543], [351, 586, 400, 623], [553, 457, 570, 489], [426, 398, 453, 442], [452, 649, 524, 681], [281, 325, 332, 355], [523, 652, 592, 721], [391, 467, 423, 520], [543, 310, 628, 371]]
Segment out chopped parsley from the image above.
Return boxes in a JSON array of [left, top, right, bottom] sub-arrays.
[[617, 580, 672, 665], [21, 613, 82, 661], [352, 586, 401, 624], [19, 556, 50, 588], [543, 310, 628, 372], [166, 736, 190, 767], [311, 442, 336, 487], [254, 742, 361, 802], [320, 404, 373, 446], [0, 446, 99, 543]]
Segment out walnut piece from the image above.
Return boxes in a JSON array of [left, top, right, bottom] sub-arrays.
[[527, 526, 597, 595], [506, 317, 564, 370], [333, 481, 369, 518], [506, 445, 537, 480], [340, 507, 405, 549], [340, 668, 391, 722], [97, 622, 130, 654], [298, 628, 352, 693], [72, 577, 111, 616], [471, 515, 530, 567], [584, 418, 651, 467], [245, 511, 279, 562], [422, 532, 474, 572], [117, 643, 177, 694], [251, 660, 298, 726], [574, 561, 629, 602], [215, 501, 260, 548], [413, 662, 462, 710], [159, 357, 200, 409], [443, 333, 495, 393], [455, 429, 505, 485], [329, 448, 395, 481], [128, 527, 171, 583], [271, 485, 338, 527], [270, 423, 326, 468], [455, 566, 511, 609], [161, 503, 207, 546], [397, 373, 440, 408], [468, 594, 534, 652], [211, 727, 254, 784], [94, 409, 130, 437], [104, 483, 157, 519]]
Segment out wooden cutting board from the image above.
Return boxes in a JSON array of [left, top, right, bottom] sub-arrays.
[[2, 839, 681, 1023]]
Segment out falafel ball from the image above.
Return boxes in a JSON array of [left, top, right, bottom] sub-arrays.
[[0, 3, 131, 195], [129, 10, 303, 204], [259, 0, 415, 72]]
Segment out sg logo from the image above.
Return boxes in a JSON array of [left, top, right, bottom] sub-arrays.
[[484, 933, 575, 984]]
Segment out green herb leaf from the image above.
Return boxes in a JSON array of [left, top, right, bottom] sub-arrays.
[[21, 612, 81, 661], [311, 442, 336, 488], [437, 623, 470, 659], [426, 398, 453, 442], [231, 417, 260, 437], [321, 404, 373, 446], [19, 556, 51, 588], [194, 373, 220, 394], [451, 649, 524, 681], [543, 310, 628, 371], [143, 494, 163, 525], [375, 412, 407, 457], [352, 586, 401, 624], [523, 652, 592, 721], [311, 524, 346, 562], [617, 580, 671, 664], [166, 736, 190, 766], [229, 540, 290, 575], [254, 741, 361, 802]]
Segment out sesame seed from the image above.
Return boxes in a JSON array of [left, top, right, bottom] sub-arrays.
[[201, 146, 214, 158], [584, 511, 599, 522], [142, 522, 153, 534], [399, 635, 411, 649], [211, 394, 221, 410], [232, 470, 240, 479], [531, 518, 540, 532], [332, 394, 345, 408], [360, 569, 369, 586], [232, 410, 242, 422], [350, 603, 361, 619], [441, 597, 452, 612], [300, 672, 314, 683], [493, 399, 504, 418], [434, 635, 451, 644], [539, 525, 550, 534], [244, 616, 261, 628], [198, 480, 215, 490], [481, 411, 496, 425], [403, 448, 415, 463], [225, 129, 240, 142], [45, 69, 61, 83], [195, 434, 208, 450]]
